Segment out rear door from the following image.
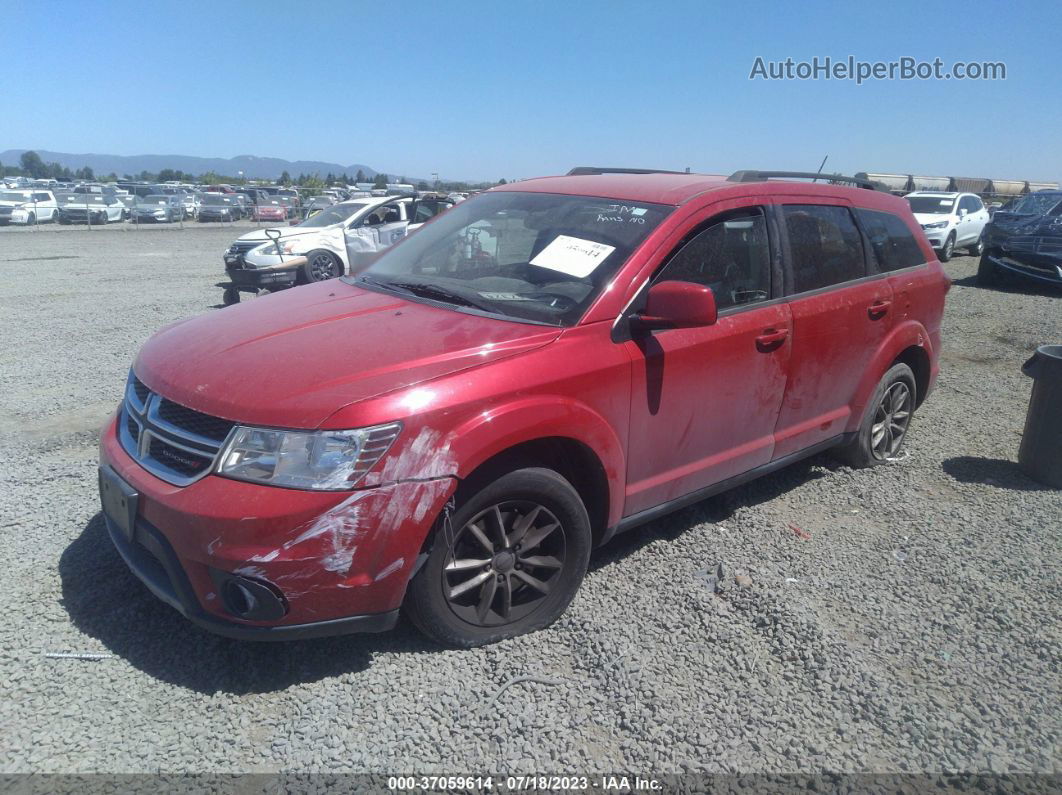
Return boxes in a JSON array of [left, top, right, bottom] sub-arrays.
[[772, 201, 894, 459], [623, 203, 792, 515]]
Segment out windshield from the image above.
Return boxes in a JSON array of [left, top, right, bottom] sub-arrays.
[[1003, 193, 1062, 215], [202, 194, 234, 206], [297, 202, 367, 228], [140, 195, 169, 204], [66, 195, 106, 205], [907, 196, 956, 214], [351, 191, 672, 326], [0, 191, 33, 202]]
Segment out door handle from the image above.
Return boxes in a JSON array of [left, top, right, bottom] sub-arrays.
[[755, 327, 789, 352], [868, 299, 892, 319]]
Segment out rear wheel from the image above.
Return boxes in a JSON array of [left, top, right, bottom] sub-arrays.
[[222, 287, 241, 306], [50, 209, 58, 222], [968, 232, 985, 256], [835, 363, 916, 468], [301, 249, 343, 282], [26, 212, 35, 225], [404, 467, 591, 647]]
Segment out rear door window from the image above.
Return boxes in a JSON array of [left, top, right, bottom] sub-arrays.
[[653, 209, 771, 310], [782, 205, 865, 293], [855, 208, 925, 272]]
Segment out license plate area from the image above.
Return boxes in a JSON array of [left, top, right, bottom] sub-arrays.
[[99, 466, 139, 541]]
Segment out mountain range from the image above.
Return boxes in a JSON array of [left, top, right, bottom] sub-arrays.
[[0, 149, 389, 180]]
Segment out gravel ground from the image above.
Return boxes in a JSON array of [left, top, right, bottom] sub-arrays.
[[1, 227, 1059, 776]]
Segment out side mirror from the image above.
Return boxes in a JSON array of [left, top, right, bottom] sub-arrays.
[[959, 208, 968, 217], [631, 280, 718, 332]]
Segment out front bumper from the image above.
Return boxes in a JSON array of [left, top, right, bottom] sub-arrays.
[[921, 227, 952, 247], [99, 414, 456, 639], [223, 252, 305, 289], [985, 241, 1062, 285]]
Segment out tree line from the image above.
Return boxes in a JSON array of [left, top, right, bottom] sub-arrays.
[[4, 150, 503, 191]]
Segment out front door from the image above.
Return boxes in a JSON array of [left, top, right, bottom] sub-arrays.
[[624, 206, 792, 516]]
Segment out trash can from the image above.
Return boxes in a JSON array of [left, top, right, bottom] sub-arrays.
[[1018, 345, 1062, 488]]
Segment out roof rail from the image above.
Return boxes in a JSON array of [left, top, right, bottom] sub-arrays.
[[727, 170, 884, 191], [567, 166, 688, 176]]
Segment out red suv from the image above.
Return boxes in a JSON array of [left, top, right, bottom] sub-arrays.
[[98, 169, 948, 647]]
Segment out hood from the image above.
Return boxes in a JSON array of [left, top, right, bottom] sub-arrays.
[[134, 281, 561, 428], [236, 224, 329, 243], [912, 212, 954, 226]]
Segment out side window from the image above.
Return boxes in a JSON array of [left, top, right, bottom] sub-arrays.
[[653, 209, 771, 311], [783, 205, 865, 293], [855, 208, 925, 272], [35, 192, 49, 202], [968, 196, 984, 213]]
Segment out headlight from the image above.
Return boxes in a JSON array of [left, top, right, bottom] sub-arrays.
[[923, 221, 948, 229], [216, 422, 402, 490]]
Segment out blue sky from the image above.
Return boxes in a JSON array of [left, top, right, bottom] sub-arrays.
[[6, 0, 1060, 182]]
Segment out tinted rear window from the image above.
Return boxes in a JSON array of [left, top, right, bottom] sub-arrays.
[[855, 209, 925, 272], [783, 205, 865, 293]]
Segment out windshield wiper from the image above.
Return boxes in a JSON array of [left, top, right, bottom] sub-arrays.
[[385, 281, 499, 313], [359, 276, 497, 313]]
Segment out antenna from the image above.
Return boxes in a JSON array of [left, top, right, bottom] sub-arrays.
[[813, 155, 828, 182]]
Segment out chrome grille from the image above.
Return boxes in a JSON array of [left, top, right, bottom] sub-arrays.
[[119, 371, 236, 486], [228, 240, 261, 255]]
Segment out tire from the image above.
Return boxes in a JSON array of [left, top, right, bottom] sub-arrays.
[[967, 232, 985, 256], [50, 210, 59, 223], [222, 287, 241, 306], [301, 249, 343, 282], [26, 212, 35, 225], [93, 212, 107, 226], [59, 216, 70, 225], [834, 363, 917, 468], [938, 233, 955, 262], [977, 253, 1000, 286], [404, 467, 592, 647]]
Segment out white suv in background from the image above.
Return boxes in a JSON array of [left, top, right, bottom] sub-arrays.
[[905, 191, 990, 261], [0, 189, 60, 225]]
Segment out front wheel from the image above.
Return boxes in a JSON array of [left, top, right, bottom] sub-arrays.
[[301, 249, 343, 282], [222, 287, 241, 306], [977, 253, 1000, 286], [834, 363, 916, 468], [938, 233, 955, 262], [404, 467, 591, 647]]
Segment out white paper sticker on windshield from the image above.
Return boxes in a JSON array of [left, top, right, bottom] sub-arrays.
[[530, 235, 616, 278]]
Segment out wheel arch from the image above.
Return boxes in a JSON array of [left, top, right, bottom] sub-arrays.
[[849, 320, 935, 426], [442, 398, 625, 546]]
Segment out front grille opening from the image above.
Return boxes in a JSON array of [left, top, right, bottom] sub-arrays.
[[125, 412, 140, 444], [131, 376, 150, 404], [148, 438, 213, 478], [156, 399, 236, 442]]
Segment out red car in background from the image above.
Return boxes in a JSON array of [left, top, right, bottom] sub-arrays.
[[252, 201, 287, 222], [98, 169, 949, 647]]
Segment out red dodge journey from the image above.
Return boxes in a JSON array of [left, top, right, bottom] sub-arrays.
[[98, 169, 949, 646]]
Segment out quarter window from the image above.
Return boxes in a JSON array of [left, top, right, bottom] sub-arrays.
[[783, 205, 865, 293], [653, 210, 771, 310], [855, 209, 925, 272]]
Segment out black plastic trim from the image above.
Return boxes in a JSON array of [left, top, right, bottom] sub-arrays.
[[599, 434, 849, 545]]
